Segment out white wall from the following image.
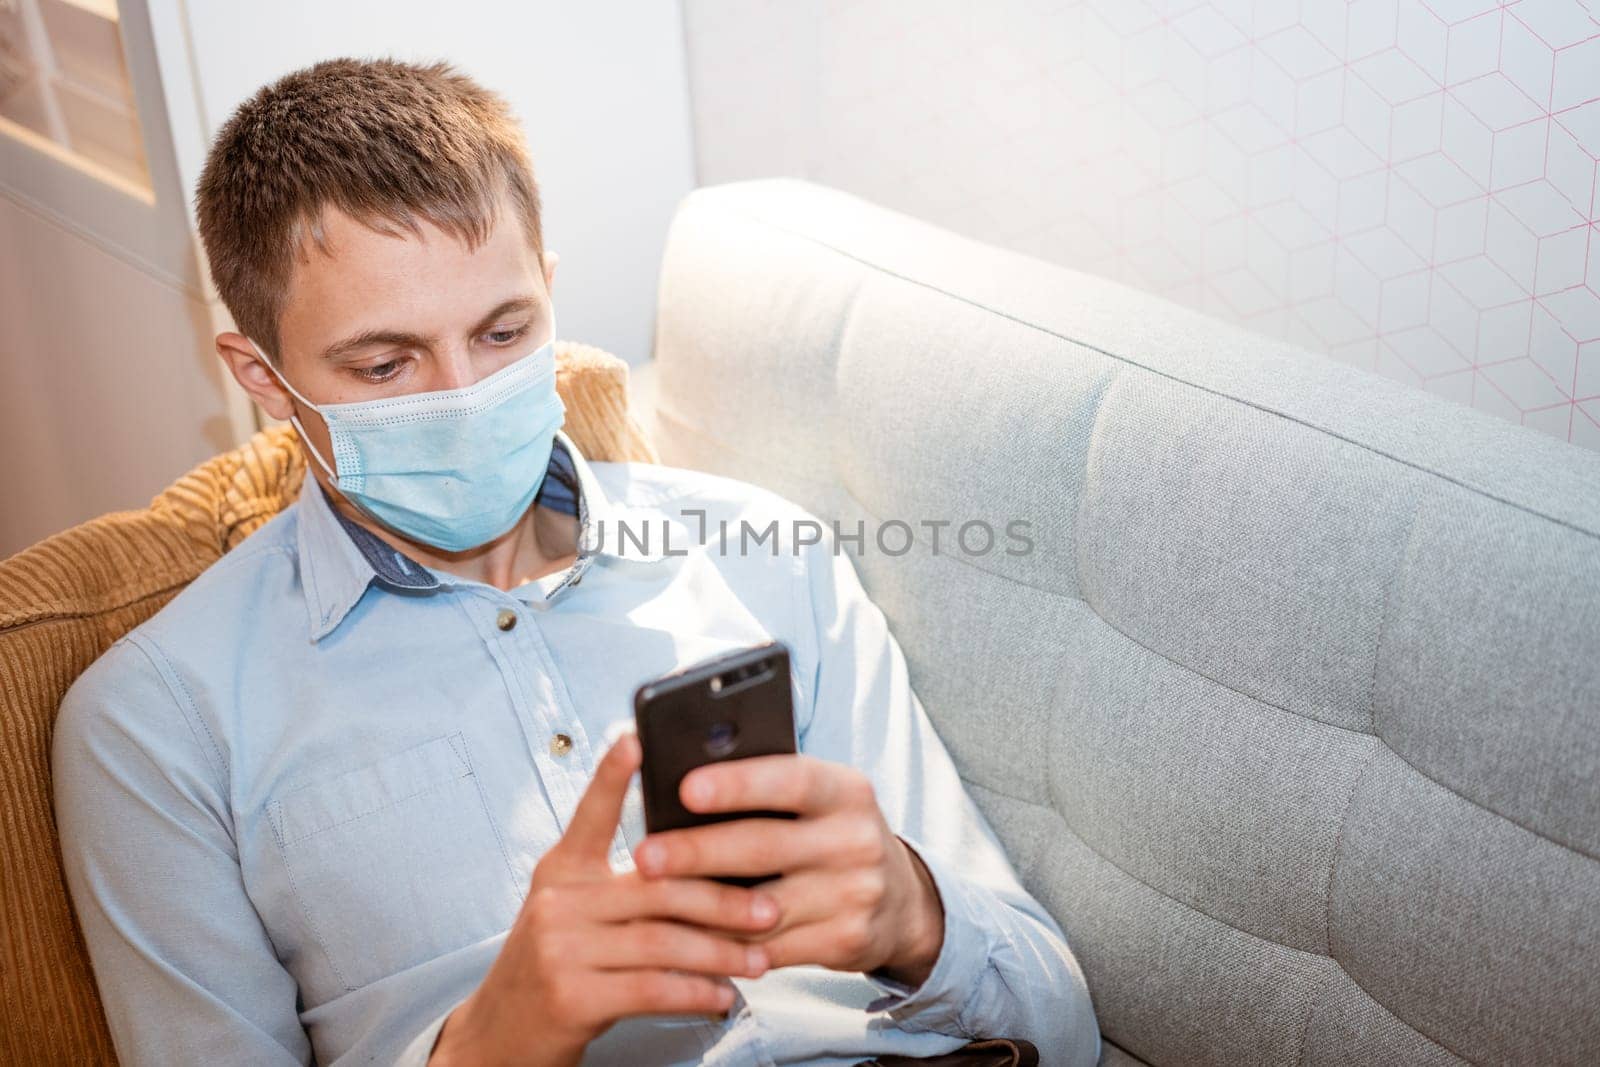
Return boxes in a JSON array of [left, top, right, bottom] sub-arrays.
[[682, 0, 1600, 452], [0, 194, 236, 555]]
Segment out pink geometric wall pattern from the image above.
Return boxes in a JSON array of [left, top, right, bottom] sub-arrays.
[[682, 0, 1600, 450]]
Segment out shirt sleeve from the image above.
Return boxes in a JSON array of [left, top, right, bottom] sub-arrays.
[[52, 635, 312, 1066], [796, 530, 1101, 1065]]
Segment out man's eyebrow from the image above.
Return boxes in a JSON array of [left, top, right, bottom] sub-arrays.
[[319, 328, 431, 362], [471, 295, 542, 331], [318, 295, 543, 362]]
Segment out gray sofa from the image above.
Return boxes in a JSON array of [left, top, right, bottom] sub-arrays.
[[640, 178, 1600, 1066]]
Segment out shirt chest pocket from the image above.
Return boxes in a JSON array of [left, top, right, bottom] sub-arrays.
[[268, 732, 524, 992]]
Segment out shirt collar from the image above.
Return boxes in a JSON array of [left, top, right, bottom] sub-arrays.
[[295, 431, 665, 640]]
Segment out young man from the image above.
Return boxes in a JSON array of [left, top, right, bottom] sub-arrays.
[[52, 58, 1099, 1066]]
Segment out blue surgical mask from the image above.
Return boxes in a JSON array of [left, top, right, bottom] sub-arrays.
[[248, 314, 565, 552]]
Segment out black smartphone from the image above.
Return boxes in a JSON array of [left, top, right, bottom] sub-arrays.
[[633, 641, 799, 887]]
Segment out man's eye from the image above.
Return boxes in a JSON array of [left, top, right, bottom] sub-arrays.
[[354, 360, 403, 382], [485, 326, 528, 345]]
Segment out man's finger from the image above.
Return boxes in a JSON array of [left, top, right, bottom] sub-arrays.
[[753, 913, 881, 972], [734, 867, 863, 938], [570, 919, 768, 977], [585, 971, 737, 1027], [585, 873, 781, 931], [636, 811, 874, 879], [557, 732, 641, 861], [678, 753, 854, 817]]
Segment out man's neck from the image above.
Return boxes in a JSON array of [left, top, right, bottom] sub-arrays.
[[318, 476, 579, 592]]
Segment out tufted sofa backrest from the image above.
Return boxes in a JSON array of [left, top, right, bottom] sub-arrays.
[[648, 179, 1600, 1066]]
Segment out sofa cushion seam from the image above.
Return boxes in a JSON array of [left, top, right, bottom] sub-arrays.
[[965, 775, 1474, 1067], [964, 775, 1326, 956], [706, 201, 1600, 543], [0, 579, 193, 635]]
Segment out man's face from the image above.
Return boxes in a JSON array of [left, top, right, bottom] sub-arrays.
[[220, 191, 558, 483]]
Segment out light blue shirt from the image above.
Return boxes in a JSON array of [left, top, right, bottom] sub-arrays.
[[53, 433, 1099, 1066]]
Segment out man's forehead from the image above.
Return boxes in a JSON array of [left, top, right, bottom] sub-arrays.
[[277, 198, 544, 356], [290, 198, 531, 276]]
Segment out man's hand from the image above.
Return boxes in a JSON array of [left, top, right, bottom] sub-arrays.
[[429, 733, 780, 1067], [632, 755, 946, 988]]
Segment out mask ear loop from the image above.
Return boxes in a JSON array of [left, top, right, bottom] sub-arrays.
[[246, 338, 341, 485]]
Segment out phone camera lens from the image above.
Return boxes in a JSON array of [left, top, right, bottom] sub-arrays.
[[705, 720, 740, 757]]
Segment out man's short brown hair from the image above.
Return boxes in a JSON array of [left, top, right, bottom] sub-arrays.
[[196, 57, 544, 360]]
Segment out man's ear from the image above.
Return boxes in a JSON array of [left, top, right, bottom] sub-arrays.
[[542, 249, 560, 294], [216, 332, 297, 423]]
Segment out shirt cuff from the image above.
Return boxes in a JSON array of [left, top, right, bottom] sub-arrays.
[[863, 836, 995, 1035]]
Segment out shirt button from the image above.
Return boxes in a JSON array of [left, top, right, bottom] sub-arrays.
[[495, 608, 517, 631], [550, 732, 573, 757]]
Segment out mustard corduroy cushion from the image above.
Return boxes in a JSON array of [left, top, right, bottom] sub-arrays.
[[0, 342, 656, 1065]]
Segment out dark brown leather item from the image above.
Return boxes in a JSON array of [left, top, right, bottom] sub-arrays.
[[853, 1037, 1040, 1066]]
